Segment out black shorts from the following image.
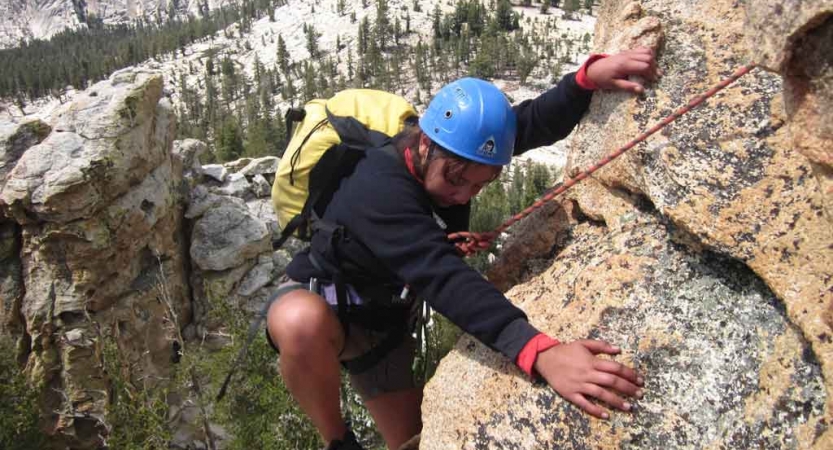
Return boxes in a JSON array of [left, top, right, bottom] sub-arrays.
[[265, 281, 418, 399]]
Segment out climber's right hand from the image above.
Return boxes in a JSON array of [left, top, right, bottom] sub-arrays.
[[533, 339, 644, 419]]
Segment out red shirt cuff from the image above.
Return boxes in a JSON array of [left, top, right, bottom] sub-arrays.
[[516, 333, 561, 377], [575, 54, 609, 91]]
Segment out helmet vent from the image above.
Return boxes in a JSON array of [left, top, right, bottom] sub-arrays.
[[444, 110, 453, 119]]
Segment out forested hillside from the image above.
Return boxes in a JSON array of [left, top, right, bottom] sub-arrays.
[[1, 0, 596, 163]]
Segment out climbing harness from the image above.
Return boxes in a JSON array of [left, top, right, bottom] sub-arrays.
[[450, 63, 759, 256]]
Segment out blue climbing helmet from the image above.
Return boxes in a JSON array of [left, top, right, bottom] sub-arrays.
[[419, 78, 517, 166]]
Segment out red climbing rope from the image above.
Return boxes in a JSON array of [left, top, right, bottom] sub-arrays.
[[451, 63, 758, 256]]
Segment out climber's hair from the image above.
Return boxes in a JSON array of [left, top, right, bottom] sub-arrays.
[[392, 121, 502, 184]]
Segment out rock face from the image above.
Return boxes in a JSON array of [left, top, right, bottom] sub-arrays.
[[1, 119, 50, 341], [746, 0, 833, 220], [425, 201, 826, 449], [421, 1, 833, 449], [0, 68, 191, 449]]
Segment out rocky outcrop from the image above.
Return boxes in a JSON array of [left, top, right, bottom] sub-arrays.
[[0, 67, 190, 449], [182, 156, 293, 350], [0, 59, 294, 447], [0, 119, 50, 345], [422, 1, 833, 449], [485, 199, 580, 293], [746, 0, 833, 220]]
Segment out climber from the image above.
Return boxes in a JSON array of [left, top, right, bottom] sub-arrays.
[[266, 47, 659, 450]]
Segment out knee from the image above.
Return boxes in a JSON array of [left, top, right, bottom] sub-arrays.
[[267, 291, 341, 357]]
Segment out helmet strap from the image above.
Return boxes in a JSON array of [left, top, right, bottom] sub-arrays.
[[404, 147, 425, 185]]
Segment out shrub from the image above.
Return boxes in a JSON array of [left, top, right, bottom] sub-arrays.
[[0, 336, 47, 450]]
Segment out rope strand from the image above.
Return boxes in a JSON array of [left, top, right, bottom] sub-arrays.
[[451, 63, 758, 256]]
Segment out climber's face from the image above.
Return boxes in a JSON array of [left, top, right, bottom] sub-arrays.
[[419, 135, 501, 207]]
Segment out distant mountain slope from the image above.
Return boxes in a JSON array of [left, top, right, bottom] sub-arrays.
[[0, 0, 228, 49]]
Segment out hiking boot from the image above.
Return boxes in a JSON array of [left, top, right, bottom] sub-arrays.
[[324, 430, 364, 450]]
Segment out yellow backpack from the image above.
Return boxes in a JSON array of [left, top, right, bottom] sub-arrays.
[[271, 89, 418, 248]]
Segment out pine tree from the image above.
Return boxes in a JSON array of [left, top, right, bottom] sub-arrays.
[[306, 24, 319, 58], [523, 163, 552, 207], [318, 63, 332, 98], [393, 16, 402, 46], [283, 74, 296, 103], [456, 29, 471, 66], [496, 0, 514, 31], [467, 0, 485, 36], [220, 56, 237, 106], [273, 108, 287, 157], [347, 47, 355, 80], [336, 73, 348, 93], [244, 82, 261, 130], [204, 68, 219, 132], [276, 34, 289, 74], [375, 0, 391, 50], [366, 37, 382, 82], [414, 40, 431, 91], [245, 113, 282, 158], [302, 61, 317, 101], [582, 32, 592, 52], [253, 56, 265, 92], [550, 58, 564, 83], [563, 0, 580, 18], [470, 35, 496, 79], [177, 72, 194, 137], [358, 17, 370, 55], [205, 56, 215, 76], [432, 3, 442, 39], [517, 44, 538, 85], [378, 55, 392, 91], [391, 46, 404, 90], [471, 176, 509, 233], [217, 117, 244, 162], [356, 54, 366, 87], [508, 165, 526, 214]]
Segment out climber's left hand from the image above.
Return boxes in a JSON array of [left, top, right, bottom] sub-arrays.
[[586, 47, 660, 94]]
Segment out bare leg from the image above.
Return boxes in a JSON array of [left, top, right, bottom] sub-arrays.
[[363, 387, 423, 450], [267, 290, 347, 443]]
